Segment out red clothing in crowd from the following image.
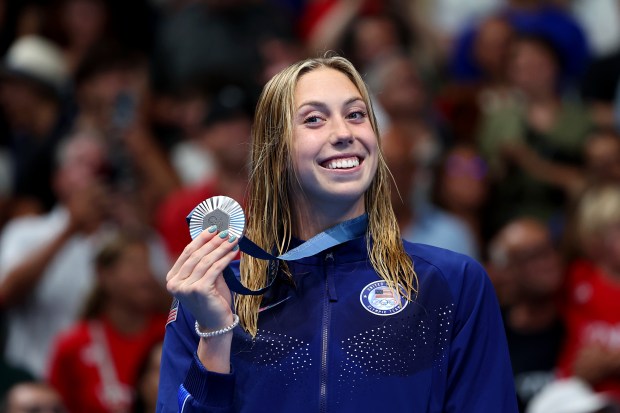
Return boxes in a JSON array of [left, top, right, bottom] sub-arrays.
[[297, 0, 384, 40], [48, 314, 166, 413], [557, 259, 620, 400]]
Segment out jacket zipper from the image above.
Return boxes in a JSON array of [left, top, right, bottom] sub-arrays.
[[319, 252, 334, 413]]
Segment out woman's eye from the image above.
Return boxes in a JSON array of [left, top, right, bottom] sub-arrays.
[[304, 115, 322, 124], [347, 111, 367, 120]]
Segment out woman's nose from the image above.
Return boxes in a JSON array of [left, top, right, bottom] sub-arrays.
[[330, 117, 354, 145]]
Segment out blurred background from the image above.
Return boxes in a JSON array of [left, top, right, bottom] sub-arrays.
[[0, 0, 620, 412]]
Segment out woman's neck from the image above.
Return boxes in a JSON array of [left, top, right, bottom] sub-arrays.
[[293, 198, 365, 240]]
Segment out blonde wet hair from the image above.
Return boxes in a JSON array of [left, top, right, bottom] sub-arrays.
[[237, 55, 417, 336]]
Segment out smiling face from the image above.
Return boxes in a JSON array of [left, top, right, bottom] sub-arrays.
[[290, 67, 379, 219]]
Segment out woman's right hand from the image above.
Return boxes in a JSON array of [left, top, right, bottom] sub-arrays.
[[166, 226, 239, 332]]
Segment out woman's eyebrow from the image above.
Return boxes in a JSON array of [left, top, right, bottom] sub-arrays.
[[297, 101, 328, 112], [297, 96, 365, 111], [344, 97, 365, 106]]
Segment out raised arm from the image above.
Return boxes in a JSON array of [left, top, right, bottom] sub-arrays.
[[0, 183, 106, 309], [158, 226, 239, 413]]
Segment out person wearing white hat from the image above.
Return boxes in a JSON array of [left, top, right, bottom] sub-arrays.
[[527, 377, 619, 413], [2, 35, 69, 92], [0, 35, 73, 216]]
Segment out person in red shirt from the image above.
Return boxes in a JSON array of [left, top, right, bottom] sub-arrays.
[[48, 231, 167, 413], [557, 184, 620, 402]]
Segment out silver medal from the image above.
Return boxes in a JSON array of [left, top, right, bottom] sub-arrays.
[[188, 196, 246, 240]]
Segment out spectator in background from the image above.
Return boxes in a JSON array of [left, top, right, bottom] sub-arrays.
[[151, 0, 294, 95], [300, 1, 445, 80], [298, 0, 379, 57], [476, 33, 592, 235], [581, 50, 620, 129], [147, 84, 212, 187], [556, 184, 620, 403], [367, 51, 451, 190], [0, 381, 67, 413], [527, 377, 620, 413], [432, 144, 490, 253], [0, 35, 74, 217], [449, 14, 515, 86], [421, 0, 504, 58], [41, 0, 157, 75], [437, 15, 514, 145], [450, 0, 590, 86], [487, 217, 566, 412], [365, 50, 477, 257], [0, 132, 110, 379], [560, 128, 620, 261], [72, 42, 180, 227], [330, 7, 411, 72], [156, 84, 254, 260], [582, 128, 620, 187], [44, 0, 111, 74], [71, 42, 146, 136], [48, 232, 167, 413], [0, 1, 49, 50], [381, 115, 479, 259]]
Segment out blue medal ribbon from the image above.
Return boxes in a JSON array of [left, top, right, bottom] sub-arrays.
[[186, 199, 368, 295]]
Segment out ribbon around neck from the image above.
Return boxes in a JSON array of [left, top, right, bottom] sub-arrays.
[[186, 196, 368, 295]]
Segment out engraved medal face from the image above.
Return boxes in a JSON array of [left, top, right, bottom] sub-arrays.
[[203, 209, 230, 232], [188, 196, 246, 239]]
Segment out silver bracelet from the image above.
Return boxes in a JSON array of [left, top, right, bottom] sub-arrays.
[[194, 314, 240, 338]]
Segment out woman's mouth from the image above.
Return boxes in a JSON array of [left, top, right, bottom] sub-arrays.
[[321, 156, 361, 170]]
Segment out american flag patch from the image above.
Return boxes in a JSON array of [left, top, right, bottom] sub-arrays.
[[166, 298, 179, 326], [374, 288, 394, 299]]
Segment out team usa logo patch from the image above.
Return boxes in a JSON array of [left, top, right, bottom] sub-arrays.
[[360, 281, 408, 316]]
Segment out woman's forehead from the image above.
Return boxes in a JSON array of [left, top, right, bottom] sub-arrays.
[[294, 68, 362, 107]]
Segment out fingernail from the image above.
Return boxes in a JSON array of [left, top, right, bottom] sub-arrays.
[[232, 245, 239, 251], [207, 225, 217, 233], [218, 230, 229, 239], [228, 235, 236, 243]]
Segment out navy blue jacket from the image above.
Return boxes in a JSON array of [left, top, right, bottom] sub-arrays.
[[157, 238, 518, 412]]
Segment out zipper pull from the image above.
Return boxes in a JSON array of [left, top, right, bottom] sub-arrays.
[[324, 252, 337, 301]]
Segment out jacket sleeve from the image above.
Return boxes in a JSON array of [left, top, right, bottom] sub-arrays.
[[444, 258, 519, 412], [156, 301, 236, 413]]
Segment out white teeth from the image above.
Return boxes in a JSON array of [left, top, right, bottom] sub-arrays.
[[326, 157, 360, 169]]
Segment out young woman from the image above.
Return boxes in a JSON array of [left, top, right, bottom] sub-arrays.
[[158, 56, 517, 412]]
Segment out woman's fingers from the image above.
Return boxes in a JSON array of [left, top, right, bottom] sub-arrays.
[[182, 234, 238, 287], [167, 229, 239, 294], [193, 245, 240, 291], [165, 229, 239, 331], [167, 228, 217, 280]]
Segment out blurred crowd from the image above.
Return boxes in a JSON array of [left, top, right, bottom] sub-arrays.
[[0, 0, 620, 412]]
